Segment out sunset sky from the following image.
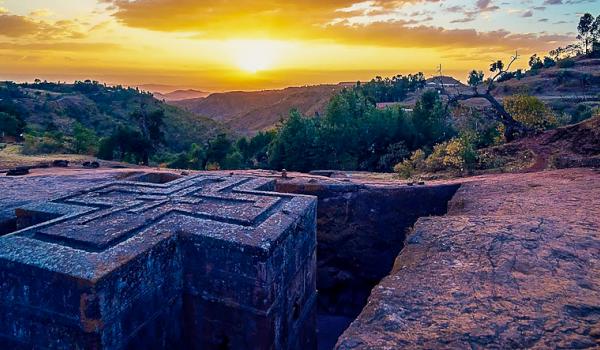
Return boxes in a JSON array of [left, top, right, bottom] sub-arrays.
[[0, 0, 595, 92]]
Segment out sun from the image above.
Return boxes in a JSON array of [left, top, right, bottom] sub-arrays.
[[228, 40, 283, 73], [238, 53, 269, 73]]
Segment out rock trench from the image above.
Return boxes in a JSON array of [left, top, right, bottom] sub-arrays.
[[276, 180, 460, 349], [2, 168, 598, 349]]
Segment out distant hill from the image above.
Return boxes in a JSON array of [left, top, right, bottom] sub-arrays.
[[153, 89, 210, 101], [402, 58, 600, 111], [0, 81, 226, 152], [172, 84, 346, 135], [490, 57, 600, 99]]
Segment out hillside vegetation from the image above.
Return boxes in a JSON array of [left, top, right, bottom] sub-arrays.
[[173, 84, 347, 135], [0, 81, 226, 161]]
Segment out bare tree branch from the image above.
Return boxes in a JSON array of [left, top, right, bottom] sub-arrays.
[[439, 52, 532, 142], [486, 51, 519, 94]]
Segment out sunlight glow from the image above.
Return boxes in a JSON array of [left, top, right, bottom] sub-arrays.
[[228, 40, 285, 73]]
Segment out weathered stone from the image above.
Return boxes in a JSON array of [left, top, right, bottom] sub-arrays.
[[0, 174, 317, 349], [277, 181, 459, 317], [337, 168, 600, 349], [82, 161, 100, 169], [6, 166, 30, 176]]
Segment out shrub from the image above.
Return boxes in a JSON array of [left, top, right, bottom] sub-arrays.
[[543, 56, 556, 68], [378, 141, 409, 172], [72, 122, 98, 155], [423, 138, 477, 174], [571, 103, 595, 123], [205, 162, 220, 171], [393, 149, 426, 179], [221, 151, 243, 170], [22, 134, 66, 155], [528, 54, 544, 70], [167, 152, 191, 169], [496, 72, 515, 83], [515, 69, 525, 80], [503, 94, 558, 131], [557, 58, 576, 68]]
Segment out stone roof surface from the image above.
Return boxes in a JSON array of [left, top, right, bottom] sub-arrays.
[[0, 171, 318, 349], [337, 168, 600, 349]]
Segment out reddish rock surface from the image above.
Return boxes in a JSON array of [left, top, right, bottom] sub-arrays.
[[3, 166, 600, 349], [337, 168, 600, 349]]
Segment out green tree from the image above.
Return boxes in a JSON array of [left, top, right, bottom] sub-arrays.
[[529, 54, 544, 70], [130, 108, 165, 165], [241, 131, 277, 168], [0, 112, 25, 138], [188, 143, 207, 170], [72, 122, 99, 155], [543, 56, 556, 68], [490, 60, 504, 73], [467, 70, 484, 88], [578, 13, 595, 54], [378, 141, 410, 172], [206, 134, 233, 168], [411, 90, 455, 149], [221, 151, 243, 170], [97, 137, 115, 160], [97, 126, 148, 164], [268, 110, 319, 172], [167, 143, 206, 170], [168, 152, 191, 169]]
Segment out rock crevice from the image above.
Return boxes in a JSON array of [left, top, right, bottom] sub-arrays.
[[337, 169, 600, 349]]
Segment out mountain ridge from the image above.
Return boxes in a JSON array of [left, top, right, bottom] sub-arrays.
[[153, 89, 210, 101], [172, 83, 349, 135]]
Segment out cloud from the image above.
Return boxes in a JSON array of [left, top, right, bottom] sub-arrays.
[[0, 15, 41, 37], [101, 0, 569, 51], [522, 10, 534, 17], [0, 13, 84, 39], [325, 21, 571, 50], [0, 42, 122, 52], [29, 8, 54, 18], [475, 0, 500, 11], [102, 0, 412, 32]]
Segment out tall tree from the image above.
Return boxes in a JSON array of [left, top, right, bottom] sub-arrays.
[[578, 13, 595, 54], [130, 107, 165, 165]]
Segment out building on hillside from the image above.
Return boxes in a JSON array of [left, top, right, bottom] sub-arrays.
[[425, 76, 462, 90]]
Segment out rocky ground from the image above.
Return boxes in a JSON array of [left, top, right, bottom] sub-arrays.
[[337, 168, 600, 349], [1, 165, 599, 349]]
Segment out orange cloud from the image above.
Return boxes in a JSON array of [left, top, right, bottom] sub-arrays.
[[101, 0, 569, 51], [0, 14, 85, 39], [325, 21, 571, 50], [0, 42, 121, 52], [0, 15, 40, 37]]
